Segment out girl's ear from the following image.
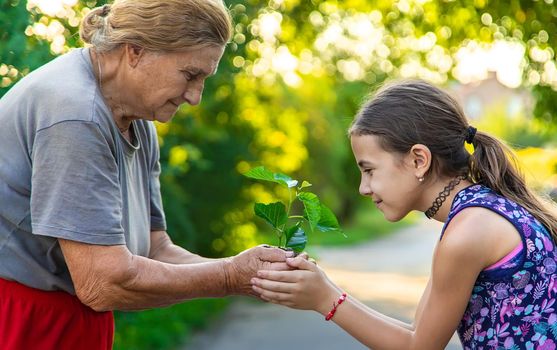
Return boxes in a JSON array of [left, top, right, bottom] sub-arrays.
[[408, 144, 432, 178]]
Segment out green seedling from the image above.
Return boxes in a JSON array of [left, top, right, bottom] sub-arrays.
[[243, 166, 345, 253]]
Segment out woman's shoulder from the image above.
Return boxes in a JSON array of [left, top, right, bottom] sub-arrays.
[[5, 48, 104, 130]]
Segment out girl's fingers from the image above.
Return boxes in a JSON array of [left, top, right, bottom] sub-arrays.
[[286, 256, 317, 271], [257, 269, 300, 282], [252, 285, 290, 303], [251, 277, 293, 293]]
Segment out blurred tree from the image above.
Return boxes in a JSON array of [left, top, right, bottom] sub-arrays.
[[0, 0, 52, 95], [2, 0, 557, 258]]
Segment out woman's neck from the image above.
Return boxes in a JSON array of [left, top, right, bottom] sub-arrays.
[[90, 48, 136, 135]]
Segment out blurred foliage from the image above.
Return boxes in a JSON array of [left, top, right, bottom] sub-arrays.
[[113, 298, 228, 350], [474, 103, 557, 192], [475, 103, 557, 149], [515, 147, 557, 192], [2, 0, 557, 257]]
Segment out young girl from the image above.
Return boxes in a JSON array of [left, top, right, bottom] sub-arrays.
[[251, 80, 557, 349]]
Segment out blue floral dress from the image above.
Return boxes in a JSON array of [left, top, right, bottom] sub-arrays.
[[441, 185, 557, 350]]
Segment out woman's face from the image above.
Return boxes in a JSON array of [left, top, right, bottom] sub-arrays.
[[127, 45, 225, 123], [350, 134, 424, 222]]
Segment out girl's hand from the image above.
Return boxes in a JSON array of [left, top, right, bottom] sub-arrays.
[[251, 256, 341, 315]]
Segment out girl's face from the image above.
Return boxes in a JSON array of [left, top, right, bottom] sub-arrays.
[[350, 134, 425, 222]]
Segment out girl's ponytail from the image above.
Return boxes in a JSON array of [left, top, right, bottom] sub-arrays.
[[469, 131, 557, 240]]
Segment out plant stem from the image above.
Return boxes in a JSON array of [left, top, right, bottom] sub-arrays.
[[289, 215, 304, 219], [279, 188, 295, 248]]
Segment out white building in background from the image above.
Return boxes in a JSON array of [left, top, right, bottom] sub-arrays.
[[449, 72, 534, 120]]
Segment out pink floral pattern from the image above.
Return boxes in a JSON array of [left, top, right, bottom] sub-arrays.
[[444, 185, 557, 349]]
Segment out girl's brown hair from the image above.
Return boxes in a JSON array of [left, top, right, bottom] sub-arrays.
[[349, 80, 557, 240], [80, 0, 232, 52]]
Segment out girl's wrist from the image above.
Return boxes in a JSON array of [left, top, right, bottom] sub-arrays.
[[316, 285, 344, 316]]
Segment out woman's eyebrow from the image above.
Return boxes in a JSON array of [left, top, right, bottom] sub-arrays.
[[182, 66, 216, 77]]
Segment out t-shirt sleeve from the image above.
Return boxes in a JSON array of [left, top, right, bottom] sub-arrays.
[[148, 124, 166, 231], [149, 159, 166, 231], [30, 121, 126, 245]]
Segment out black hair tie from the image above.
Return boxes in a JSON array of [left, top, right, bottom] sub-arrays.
[[465, 126, 477, 144]]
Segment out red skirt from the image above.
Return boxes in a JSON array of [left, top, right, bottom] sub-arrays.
[[0, 278, 114, 350]]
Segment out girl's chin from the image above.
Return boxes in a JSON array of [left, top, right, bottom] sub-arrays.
[[381, 210, 407, 222]]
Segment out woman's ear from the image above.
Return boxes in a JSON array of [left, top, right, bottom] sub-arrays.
[[408, 144, 432, 178], [125, 44, 145, 68]]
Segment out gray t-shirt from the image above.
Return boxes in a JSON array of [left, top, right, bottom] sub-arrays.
[[0, 48, 166, 294]]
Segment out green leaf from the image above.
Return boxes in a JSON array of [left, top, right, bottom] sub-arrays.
[[254, 202, 287, 229], [243, 166, 277, 183], [273, 173, 298, 188], [284, 222, 300, 244], [285, 224, 306, 253], [297, 192, 321, 232], [299, 180, 312, 189], [316, 204, 342, 233], [243, 166, 297, 188]]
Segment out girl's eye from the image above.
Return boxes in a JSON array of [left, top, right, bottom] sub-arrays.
[[363, 169, 373, 175]]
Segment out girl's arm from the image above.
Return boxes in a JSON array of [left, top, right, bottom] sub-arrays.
[[252, 208, 511, 349]]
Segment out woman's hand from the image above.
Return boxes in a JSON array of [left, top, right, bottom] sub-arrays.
[[250, 256, 341, 315], [224, 245, 295, 296]]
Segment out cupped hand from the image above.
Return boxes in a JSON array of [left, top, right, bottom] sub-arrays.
[[250, 256, 341, 315], [223, 245, 294, 296]]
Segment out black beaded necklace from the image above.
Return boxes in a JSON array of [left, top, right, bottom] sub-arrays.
[[424, 175, 467, 219]]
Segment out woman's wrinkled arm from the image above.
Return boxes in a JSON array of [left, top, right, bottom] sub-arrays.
[[59, 238, 290, 312], [149, 230, 213, 264]]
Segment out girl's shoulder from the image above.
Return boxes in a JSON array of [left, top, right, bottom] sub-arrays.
[[440, 205, 521, 269], [440, 185, 528, 269], [451, 185, 549, 234]]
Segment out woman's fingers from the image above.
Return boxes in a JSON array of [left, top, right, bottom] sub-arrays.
[[265, 262, 290, 271]]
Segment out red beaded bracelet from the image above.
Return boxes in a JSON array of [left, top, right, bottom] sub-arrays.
[[325, 292, 347, 321]]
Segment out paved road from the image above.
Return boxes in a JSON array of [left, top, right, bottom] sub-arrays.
[[185, 219, 462, 349]]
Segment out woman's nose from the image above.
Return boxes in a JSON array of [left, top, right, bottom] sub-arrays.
[[184, 82, 205, 106]]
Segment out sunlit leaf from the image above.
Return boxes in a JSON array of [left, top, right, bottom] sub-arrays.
[[285, 224, 306, 253], [297, 192, 321, 232], [243, 166, 297, 187], [243, 166, 278, 183], [299, 180, 312, 189], [254, 202, 287, 229], [273, 173, 298, 188]]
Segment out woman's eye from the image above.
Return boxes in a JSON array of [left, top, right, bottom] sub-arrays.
[[182, 72, 192, 81], [363, 169, 373, 175]]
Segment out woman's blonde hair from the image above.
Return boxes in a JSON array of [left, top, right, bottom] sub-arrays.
[[80, 0, 232, 52]]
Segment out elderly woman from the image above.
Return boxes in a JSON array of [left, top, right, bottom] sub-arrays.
[[0, 0, 291, 348]]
